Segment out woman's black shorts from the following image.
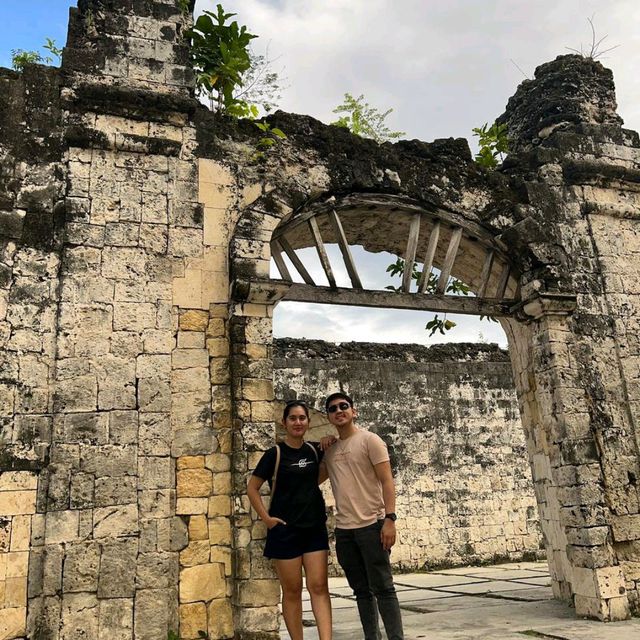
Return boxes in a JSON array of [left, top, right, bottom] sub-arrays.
[[264, 523, 329, 560]]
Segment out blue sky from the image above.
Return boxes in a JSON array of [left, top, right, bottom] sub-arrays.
[[0, 1, 74, 69]]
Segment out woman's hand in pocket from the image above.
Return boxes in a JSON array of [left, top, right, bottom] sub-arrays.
[[266, 516, 286, 529]]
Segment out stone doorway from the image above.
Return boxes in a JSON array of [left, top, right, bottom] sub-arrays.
[[226, 140, 637, 632]]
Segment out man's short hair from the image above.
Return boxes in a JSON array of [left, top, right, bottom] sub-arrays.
[[325, 392, 354, 412]]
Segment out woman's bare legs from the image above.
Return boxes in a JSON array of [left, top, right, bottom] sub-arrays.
[[274, 557, 304, 640], [303, 550, 332, 640]]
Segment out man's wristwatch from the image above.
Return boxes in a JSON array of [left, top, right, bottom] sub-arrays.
[[384, 513, 397, 522]]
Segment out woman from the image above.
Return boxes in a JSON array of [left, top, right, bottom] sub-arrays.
[[247, 401, 332, 640]]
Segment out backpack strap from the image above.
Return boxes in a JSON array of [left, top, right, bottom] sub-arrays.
[[270, 443, 281, 498], [304, 441, 319, 463]]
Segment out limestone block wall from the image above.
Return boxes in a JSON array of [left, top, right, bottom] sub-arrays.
[[0, 472, 37, 640], [0, 63, 64, 469], [496, 56, 640, 619], [273, 339, 543, 572], [0, 60, 63, 640]]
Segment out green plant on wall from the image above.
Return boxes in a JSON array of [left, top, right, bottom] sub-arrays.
[[186, 4, 257, 114], [332, 93, 405, 143], [186, 4, 287, 159], [472, 121, 508, 169], [11, 37, 62, 71], [252, 120, 287, 162]]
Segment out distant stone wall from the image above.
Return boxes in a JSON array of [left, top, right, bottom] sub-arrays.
[[273, 339, 544, 571]]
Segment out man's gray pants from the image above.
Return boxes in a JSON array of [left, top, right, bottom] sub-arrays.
[[335, 520, 404, 640]]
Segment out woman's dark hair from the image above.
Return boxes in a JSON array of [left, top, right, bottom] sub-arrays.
[[283, 400, 310, 420]]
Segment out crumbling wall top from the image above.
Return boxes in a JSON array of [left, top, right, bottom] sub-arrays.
[[274, 338, 510, 364], [499, 54, 624, 153]]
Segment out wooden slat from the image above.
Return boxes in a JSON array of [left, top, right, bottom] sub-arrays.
[[283, 194, 509, 253], [308, 216, 336, 288], [436, 227, 463, 294], [278, 236, 315, 286], [233, 278, 513, 317], [496, 262, 510, 299], [417, 221, 440, 293], [402, 214, 421, 293], [271, 208, 319, 241], [476, 249, 495, 298], [329, 209, 363, 289], [514, 277, 522, 301], [270, 239, 293, 282]]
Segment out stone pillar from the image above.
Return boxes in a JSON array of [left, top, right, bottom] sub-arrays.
[[26, 2, 202, 638], [229, 308, 281, 639], [499, 55, 640, 619], [0, 471, 38, 639]]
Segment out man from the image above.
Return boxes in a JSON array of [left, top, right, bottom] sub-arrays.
[[320, 392, 404, 640]]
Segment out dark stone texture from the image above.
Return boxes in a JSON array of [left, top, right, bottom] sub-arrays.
[[0, 64, 63, 162], [67, 83, 198, 121], [498, 55, 623, 153], [274, 337, 510, 363]]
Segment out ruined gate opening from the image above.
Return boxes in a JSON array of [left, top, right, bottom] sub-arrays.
[[261, 196, 541, 568], [229, 191, 565, 630]]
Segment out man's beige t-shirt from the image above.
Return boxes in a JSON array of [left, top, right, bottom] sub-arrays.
[[323, 428, 389, 529]]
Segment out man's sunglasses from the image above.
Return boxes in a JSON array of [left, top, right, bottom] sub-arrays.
[[327, 402, 351, 413]]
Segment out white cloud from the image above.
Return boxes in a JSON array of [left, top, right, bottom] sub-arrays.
[[273, 301, 507, 346], [210, 0, 640, 137]]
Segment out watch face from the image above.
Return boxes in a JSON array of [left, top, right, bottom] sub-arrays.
[[385, 513, 397, 521]]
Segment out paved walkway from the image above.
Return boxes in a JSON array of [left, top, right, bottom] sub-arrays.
[[285, 561, 640, 639]]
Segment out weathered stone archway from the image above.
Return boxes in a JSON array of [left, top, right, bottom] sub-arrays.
[[1, 2, 639, 639], [225, 57, 640, 631]]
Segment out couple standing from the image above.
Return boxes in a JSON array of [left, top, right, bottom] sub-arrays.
[[247, 392, 404, 640]]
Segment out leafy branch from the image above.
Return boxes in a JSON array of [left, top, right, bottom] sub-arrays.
[[472, 122, 508, 169], [233, 46, 286, 115], [252, 120, 287, 162], [385, 257, 471, 336], [332, 93, 405, 143], [11, 38, 62, 71], [186, 4, 257, 114]]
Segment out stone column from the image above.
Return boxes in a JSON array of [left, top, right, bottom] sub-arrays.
[[229, 308, 281, 639], [499, 55, 640, 619], [27, 2, 202, 638]]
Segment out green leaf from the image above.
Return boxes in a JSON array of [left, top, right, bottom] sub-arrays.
[[331, 92, 405, 143], [473, 121, 509, 169], [257, 137, 275, 149]]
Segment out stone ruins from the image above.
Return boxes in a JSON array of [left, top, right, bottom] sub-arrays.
[[1, 0, 640, 638], [273, 339, 542, 575]]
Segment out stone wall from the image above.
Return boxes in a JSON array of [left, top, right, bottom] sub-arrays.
[[1, 1, 640, 636], [273, 339, 543, 571], [0, 472, 37, 639], [0, 62, 64, 469]]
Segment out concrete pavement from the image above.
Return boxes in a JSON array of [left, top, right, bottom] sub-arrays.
[[285, 561, 640, 639]]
